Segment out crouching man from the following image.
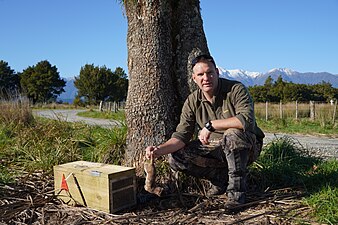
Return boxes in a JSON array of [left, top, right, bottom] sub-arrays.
[[145, 54, 264, 210]]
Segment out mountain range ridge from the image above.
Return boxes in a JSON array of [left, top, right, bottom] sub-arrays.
[[58, 68, 338, 103], [218, 67, 338, 88]]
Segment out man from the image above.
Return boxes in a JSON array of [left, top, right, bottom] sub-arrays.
[[145, 54, 264, 209]]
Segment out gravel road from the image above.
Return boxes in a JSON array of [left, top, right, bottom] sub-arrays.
[[34, 109, 338, 159], [264, 132, 337, 159], [34, 109, 120, 128]]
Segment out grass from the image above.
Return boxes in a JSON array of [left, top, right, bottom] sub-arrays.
[[250, 136, 319, 189], [305, 185, 338, 224], [256, 117, 337, 136], [5, 118, 127, 174], [249, 136, 338, 224], [0, 98, 127, 179], [77, 109, 126, 121], [0, 96, 34, 126], [255, 102, 338, 136], [1, 99, 337, 223], [32, 102, 84, 110]]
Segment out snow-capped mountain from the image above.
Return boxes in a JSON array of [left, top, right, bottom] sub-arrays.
[[218, 67, 260, 87], [218, 67, 338, 88]]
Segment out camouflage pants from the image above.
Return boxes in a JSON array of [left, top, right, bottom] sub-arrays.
[[168, 128, 262, 202]]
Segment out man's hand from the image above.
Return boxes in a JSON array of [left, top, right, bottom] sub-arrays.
[[198, 127, 211, 145], [145, 146, 160, 159]]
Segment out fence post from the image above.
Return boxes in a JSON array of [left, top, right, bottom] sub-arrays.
[[265, 101, 268, 121], [114, 101, 117, 113], [279, 100, 283, 119], [99, 101, 103, 111], [310, 101, 315, 121], [333, 100, 337, 124], [295, 100, 298, 120]]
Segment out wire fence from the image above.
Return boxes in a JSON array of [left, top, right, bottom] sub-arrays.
[[98, 101, 126, 113], [255, 100, 337, 123]]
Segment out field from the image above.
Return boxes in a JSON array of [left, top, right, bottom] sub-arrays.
[[255, 102, 337, 136], [0, 99, 337, 224]]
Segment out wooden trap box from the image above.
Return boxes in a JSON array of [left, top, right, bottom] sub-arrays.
[[54, 161, 136, 213]]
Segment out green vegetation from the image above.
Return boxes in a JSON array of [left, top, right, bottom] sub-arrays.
[[0, 98, 127, 180], [77, 109, 126, 121], [77, 106, 337, 137], [1, 99, 337, 223], [250, 136, 338, 224], [256, 117, 337, 136], [1, 118, 126, 174], [249, 75, 338, 103], [0, 60, 20, 98], [0, 60, 128, 105], [254, 101, 337, 136], [20, 60, 66, 104], [74, 65, 128, 105]]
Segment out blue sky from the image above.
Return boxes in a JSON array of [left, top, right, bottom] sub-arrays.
[[1, 0, 338, 78]]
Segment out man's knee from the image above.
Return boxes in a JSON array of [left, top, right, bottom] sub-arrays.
[[224, 128, 242, 136], [223, 128, 255, 151]]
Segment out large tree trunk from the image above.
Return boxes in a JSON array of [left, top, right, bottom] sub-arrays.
[[124, 0, 209, 171]]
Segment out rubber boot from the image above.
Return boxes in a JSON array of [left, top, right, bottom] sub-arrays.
[[225, 148, 249, 205]]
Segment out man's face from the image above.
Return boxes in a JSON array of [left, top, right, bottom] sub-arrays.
[[192, 61, 219, 95]]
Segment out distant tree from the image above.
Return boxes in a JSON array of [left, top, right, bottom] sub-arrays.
[[248, 85, 268, 102], [249, 76, 279, 102], [283, 83, 312, 102], [311, 81, 337, 102], [263, 76, 279, 102], [74, 65, 127, 104], [112, 67, 128, 102], [20, 60, 66, 103], [74, 64, 114, 104], [0, 60, 20, 98], [272, 76, 286, 102], [250, 76, 338, 103], [264, 76, 274, 88]]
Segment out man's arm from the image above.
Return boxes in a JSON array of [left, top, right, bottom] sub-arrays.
[[212, 117, 243, 130], [145, 137, 185, 159], [198, 117, 243, 145]]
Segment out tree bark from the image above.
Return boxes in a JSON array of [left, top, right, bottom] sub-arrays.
[[124, 0, 209, 170]]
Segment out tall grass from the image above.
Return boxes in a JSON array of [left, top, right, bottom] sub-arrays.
[[250, 136, 320, 189], [255, 102, 337, 135], [0, 96, 34, 126], [0, 98, 127, 178], [250, 136, 338, 223], [4, 119, 127, 173], [255, 102, 337, 121]]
